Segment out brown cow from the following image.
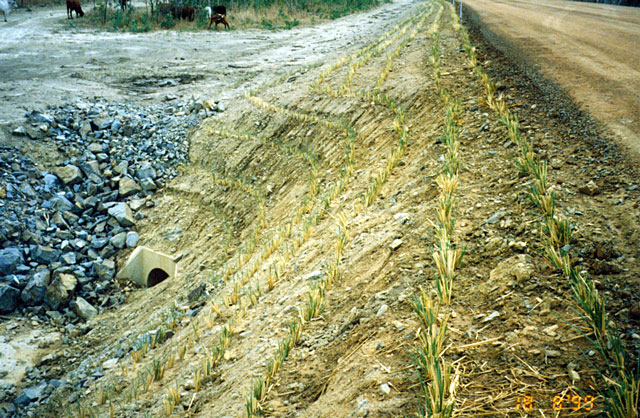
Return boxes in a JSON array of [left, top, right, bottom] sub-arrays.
[[208, 5, 228, 30], [180, 5, 194, 21], [208, 13, 229, 30], [169, 5, 194, 21], [66, 0, 84, 18]]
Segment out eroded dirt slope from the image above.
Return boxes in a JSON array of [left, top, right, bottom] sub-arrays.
[[28, 1, 640, 417]]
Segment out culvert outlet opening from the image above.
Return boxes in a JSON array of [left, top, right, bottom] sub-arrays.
[[148, 268, 169, 287], [116, 246, 178, 288]]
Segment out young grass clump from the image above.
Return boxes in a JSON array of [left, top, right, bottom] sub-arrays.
[[412, 289, 457, 418]]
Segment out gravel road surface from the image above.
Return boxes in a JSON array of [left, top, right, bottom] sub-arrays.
[[464, 0, 640, 156]]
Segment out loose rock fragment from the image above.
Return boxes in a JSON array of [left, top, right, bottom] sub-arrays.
[[578, 180, 599, 196]]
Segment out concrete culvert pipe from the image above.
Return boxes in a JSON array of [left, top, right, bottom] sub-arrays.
[[116, 246, 178, 287], [147, 268, 169, 287]]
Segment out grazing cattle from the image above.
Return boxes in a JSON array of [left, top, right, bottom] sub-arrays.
[[120, 0, 127, 11], [182, 5, 195, 21], [157, 2, 172, 15], [203, 6, 211, 20], [178, 5, 194, 21], [208, 5, 228, 30], [0, 0, 15, 22], [66, 0, 84, 18], [169, 5, 194, 21]]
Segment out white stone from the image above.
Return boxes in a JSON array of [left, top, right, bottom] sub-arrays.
[[74, 297, 97, 321], [389, 239, 403, 251], [103, 358, 119, 369], [380, 383, 391, 396]]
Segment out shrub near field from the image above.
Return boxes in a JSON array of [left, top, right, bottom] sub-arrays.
[[77, 0, 390, 32]]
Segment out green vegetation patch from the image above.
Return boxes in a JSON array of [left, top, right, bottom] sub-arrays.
[[76, 0, 390, 32]]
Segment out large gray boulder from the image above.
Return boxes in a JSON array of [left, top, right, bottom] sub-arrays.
[[54, 165, 83, 185], [94, 259, 115, 281], [0, 247, 24, 275], [43, 173, 58, 190], [139, 178, 157, 191], [14, 382, 47, 405], [119, 177, 141, 197], [48, 194, 74, 212], [109, 232, 127, 249], [72, 297, 98, 321], [108, 202, 135, 227], [21, 269, 49, 306], [136, 163, 157, 180], [0, 285, 20, 314], [31, 245, 61, 265], [45, 273, 77, 310], [125, 231, 139, 248]]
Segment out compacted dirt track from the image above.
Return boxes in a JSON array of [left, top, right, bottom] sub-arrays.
[[0, 0, 422, 126], [463, 0, 640, 157]]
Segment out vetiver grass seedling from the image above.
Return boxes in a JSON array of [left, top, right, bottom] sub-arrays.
[[177, 344, 186, 361], [412, 288, 456, 418], [152, 358, 165, 382], [194, 369, 202, 392]]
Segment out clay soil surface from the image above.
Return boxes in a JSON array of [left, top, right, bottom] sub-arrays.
[[463, 0, 640, 159], [1, 1, 640, 417]]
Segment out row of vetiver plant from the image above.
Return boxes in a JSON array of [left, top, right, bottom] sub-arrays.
[[452, 3, 638, 415], [411, 9, 459, 415], [316, 4, 435, 99], [245, 6, 444, 415], [312, 6, 428, 91], [164, 182, 236, 243]]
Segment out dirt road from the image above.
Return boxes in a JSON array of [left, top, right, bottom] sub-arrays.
[[463, 0, 640, 156], [0, 0, 423, 127]]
